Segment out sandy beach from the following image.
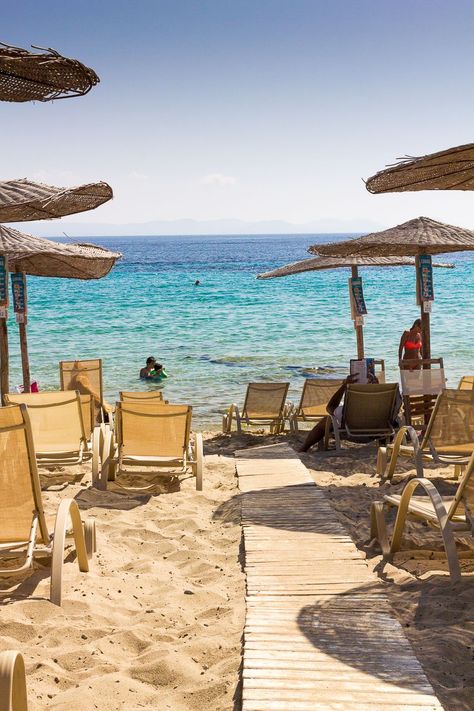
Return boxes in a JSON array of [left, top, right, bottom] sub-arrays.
[[0, 434, 245, 711], [1, 428, 474, 710]]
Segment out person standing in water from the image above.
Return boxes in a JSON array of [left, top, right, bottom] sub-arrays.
[[399, 318, 422, 367], [140, 356, 156, 379]]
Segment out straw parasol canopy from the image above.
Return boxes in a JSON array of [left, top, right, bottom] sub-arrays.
[[366, 144, 474, 193], [0, 225, 121, 279], [0, 179, 113, 222], [310, 217, 474, 258], [0, 43, 99, 102], [257, 255, 453, 279]]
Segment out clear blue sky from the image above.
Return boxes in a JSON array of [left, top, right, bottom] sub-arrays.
[[2, 1, 474, 230]]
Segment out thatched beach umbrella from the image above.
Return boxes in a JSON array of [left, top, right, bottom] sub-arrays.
[[0, 225, 121, 400], [258, 255, 453, 359], [0, 179, 113, 222], [0, 43, 99, 102], [366, 144, 474, 193], [311, 216, 474, 359]]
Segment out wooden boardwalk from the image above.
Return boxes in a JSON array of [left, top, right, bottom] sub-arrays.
[[236, 443, 444, 711]]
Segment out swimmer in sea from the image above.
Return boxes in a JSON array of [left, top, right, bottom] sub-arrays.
[[151, 363, 168, 380], [140, 356, 156, 379], [194, 280, 200, 286]]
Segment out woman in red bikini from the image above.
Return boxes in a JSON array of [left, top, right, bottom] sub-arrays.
[[399, 318, 422, 368]]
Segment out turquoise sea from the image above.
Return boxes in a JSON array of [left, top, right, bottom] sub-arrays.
[[7, 234, 474, 425]]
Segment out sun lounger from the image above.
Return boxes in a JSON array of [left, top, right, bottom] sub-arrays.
[[371, 449, 474, 582], [5, 391, 99, 479], [324, 383, 400, 451], [0, 404, 96, 605], [400, 357, 445, 427], [0, 651, 28, 711], [98, 402, 203, 491], [289, 378, 344, 433], [59, 358, 108, 423], [377, 388, 474, 479], [223, 382, 290, 434], [119, 390, 165, 401]]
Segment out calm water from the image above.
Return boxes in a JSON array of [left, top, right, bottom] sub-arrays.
[[8, 234, 474, 425]]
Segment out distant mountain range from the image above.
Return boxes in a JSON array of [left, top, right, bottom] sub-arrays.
[[12, 217, 383, 238]]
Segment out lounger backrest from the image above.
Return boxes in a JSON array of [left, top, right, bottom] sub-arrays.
[[343, 384, 399, 433], [298, 379, 344, 416], [119, 391, 164, 401], [458, 376, 474, 391], [426, 389, 474, 452], [5, 391, 86, 453], [243, 383, 289, 419], [0, 404, 49, 545], [400, 366, 446, 396], [116, 402, 191, 459], [60, 358, 103, 403]]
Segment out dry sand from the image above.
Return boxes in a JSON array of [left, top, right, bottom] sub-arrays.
[[2, 428, 474, 711], [0, 433, 246, 711]]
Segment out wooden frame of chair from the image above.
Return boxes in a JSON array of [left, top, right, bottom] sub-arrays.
[[0, 651, 28, 711], [0, 404, 96, 605], [98, 402, 203, 492], [399, 357, 445, 428], [223, 382, 290, 434], [370, 448, 474, 582]]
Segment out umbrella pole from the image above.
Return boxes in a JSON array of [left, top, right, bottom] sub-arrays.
[[15, 270, 31, 393], [351, 266, 365, 359], [0, 316, 8, 403]]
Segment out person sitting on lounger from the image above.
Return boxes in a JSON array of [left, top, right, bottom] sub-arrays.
[[299, 371, 402, 452]]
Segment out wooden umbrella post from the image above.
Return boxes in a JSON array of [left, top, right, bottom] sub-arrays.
[[12, 270, 30, 392], [0, 256, 9, 403], [351, 266, 365, 359]]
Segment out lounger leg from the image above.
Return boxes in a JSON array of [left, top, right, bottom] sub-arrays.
[[91, 426, 100, 486], [50, 499, 90, 606], [192, 433, 203, 491], [370, 501, 391, 557], [376, 447, 388, 477], [96, 429, 115, 490], [83, 519, 97, 557], [0, 651, 28, 711]]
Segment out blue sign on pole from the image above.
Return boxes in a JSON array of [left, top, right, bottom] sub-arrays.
[[11, 272, 27, 318], [350, 276, 368, 316], [0, 256, 8, 306], [418, 255, 434, 301]]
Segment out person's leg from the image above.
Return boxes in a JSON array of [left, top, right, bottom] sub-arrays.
[[300, 416, 328, 452]]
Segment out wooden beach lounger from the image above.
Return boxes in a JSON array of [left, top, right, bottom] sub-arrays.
[[0, 404, 96, 605], [119, 390, 165, 402], [324, 383, 400, 451], [222, 382, 289, 434], [371, 449, 474, 582], [5, 391, 100, 479], [400, 357, 445, 427], [377, 388, 474, 480], [98, 402, 203, 491], [0, 651, 28, 711], [289, 378, 344, 433]]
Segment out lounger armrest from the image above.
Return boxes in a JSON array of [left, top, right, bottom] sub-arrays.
[[0, 650, 28, 711], [384, 477, 461, 583]]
